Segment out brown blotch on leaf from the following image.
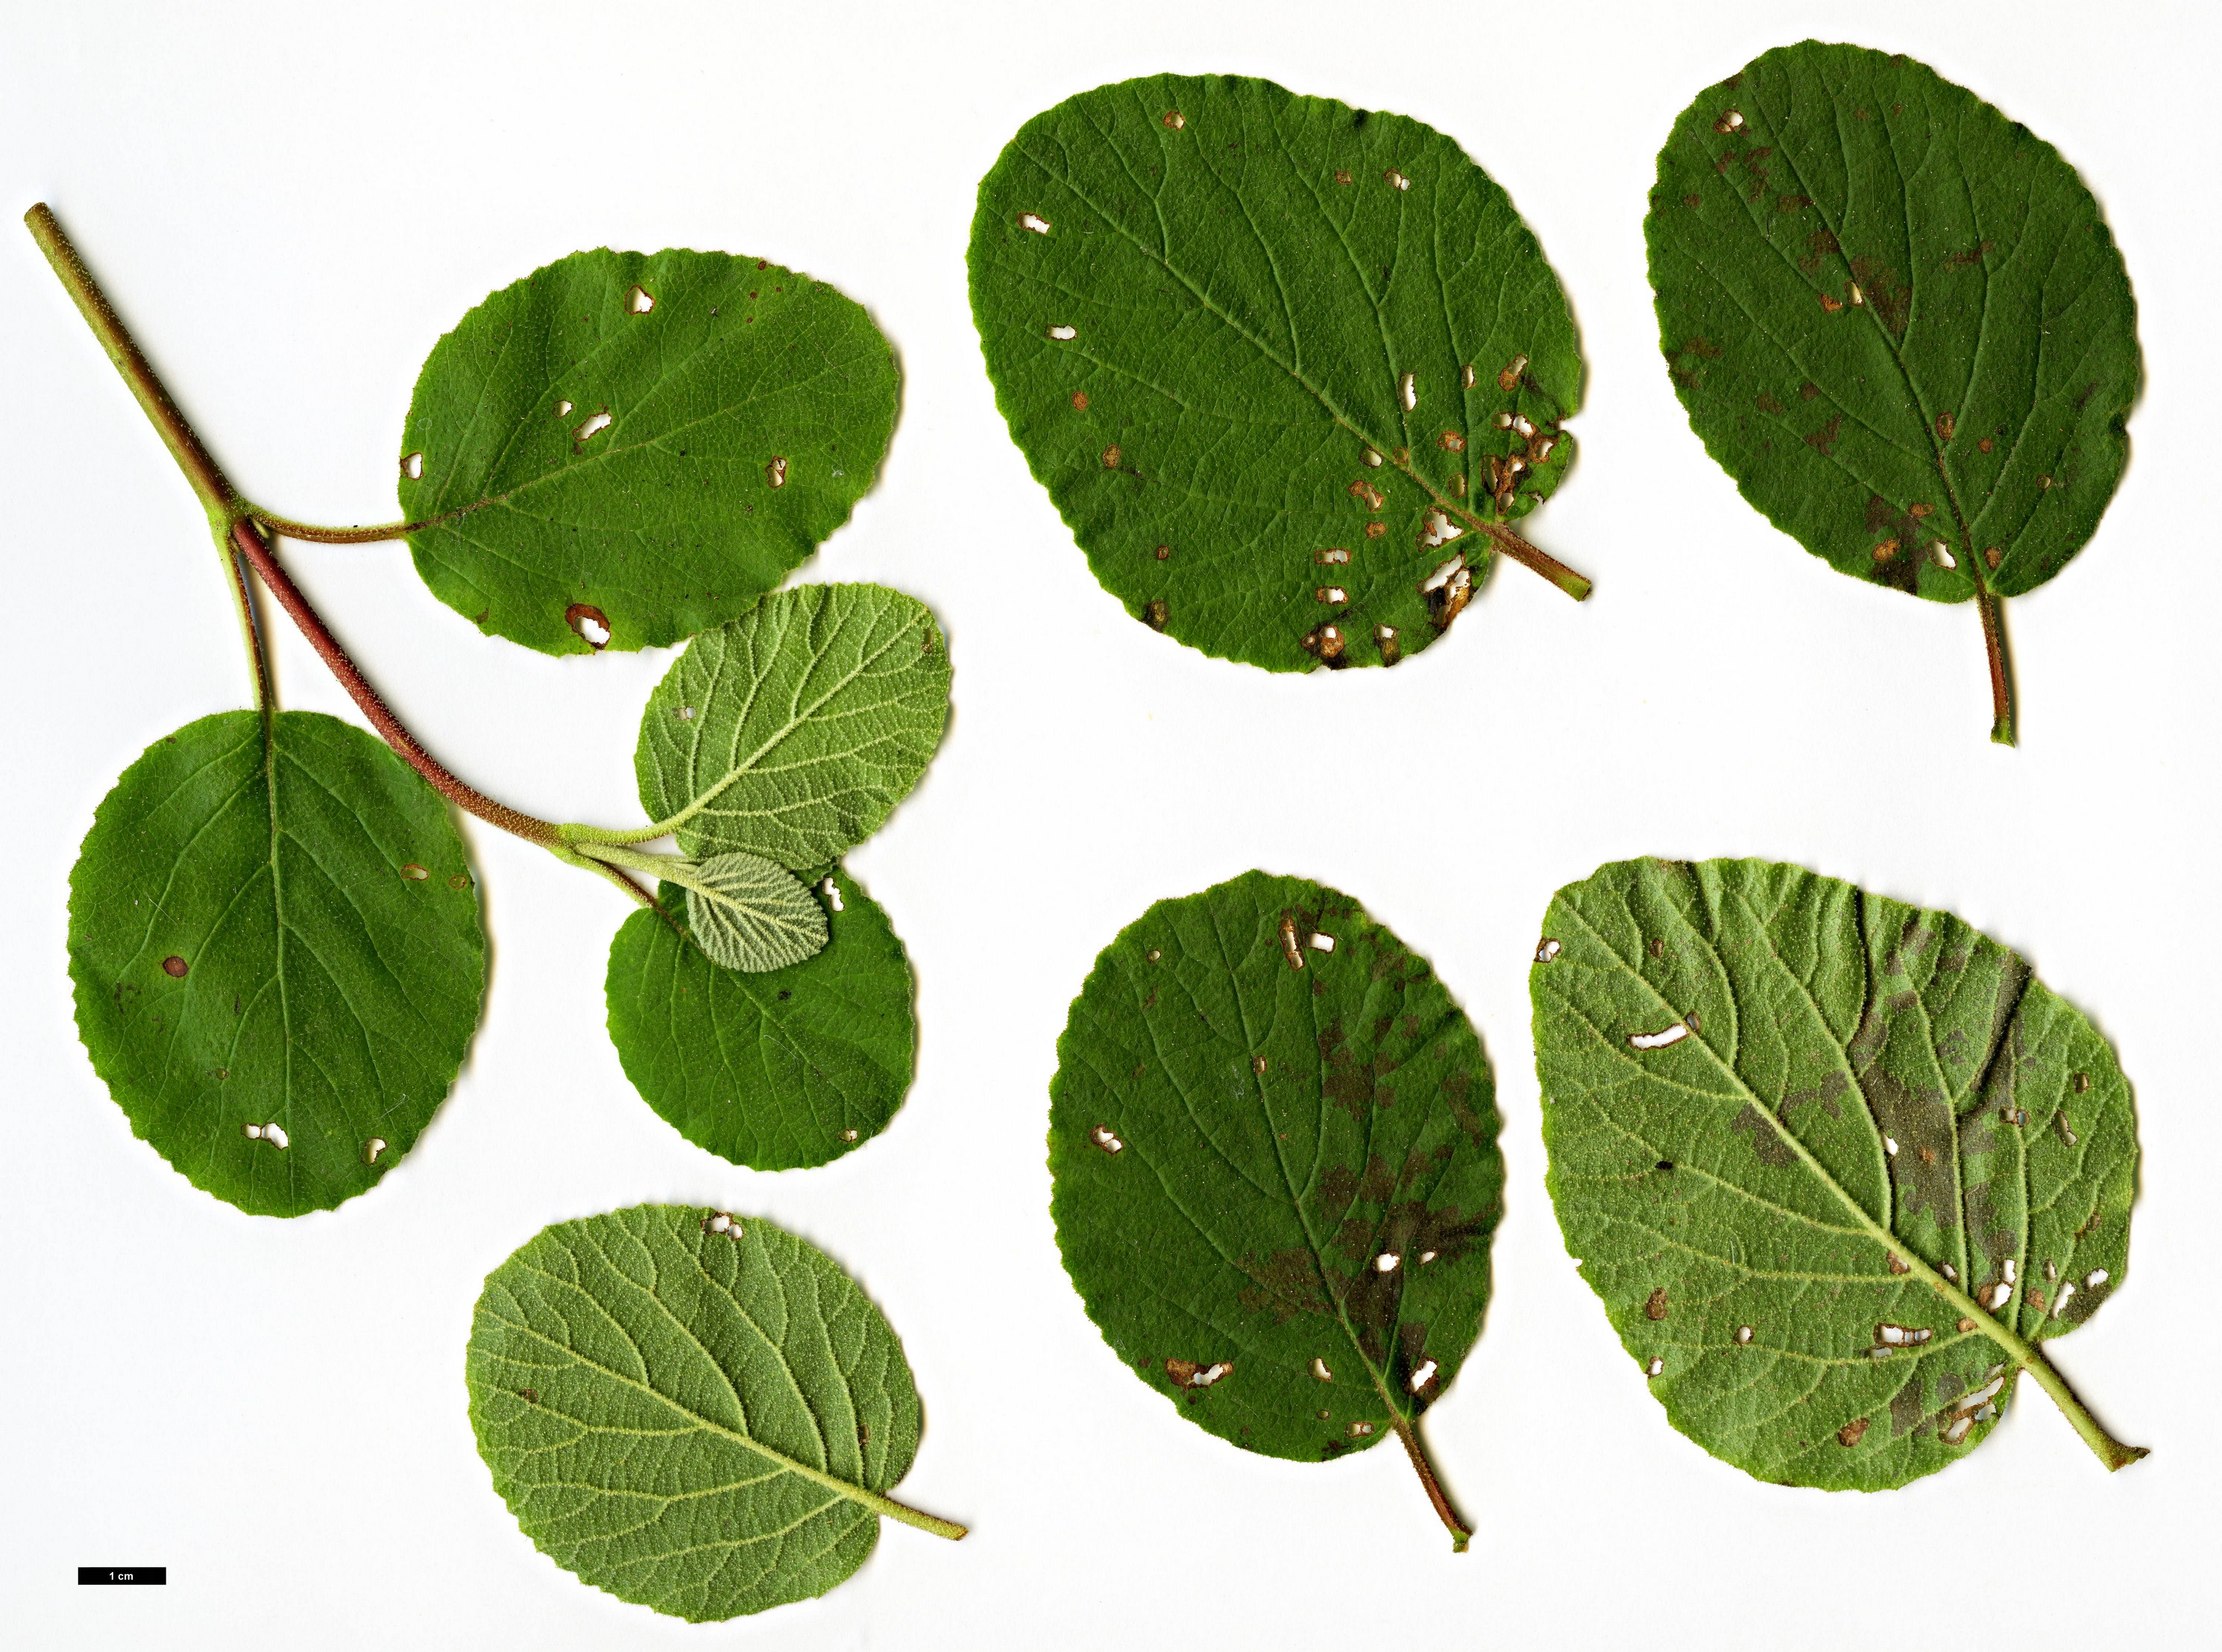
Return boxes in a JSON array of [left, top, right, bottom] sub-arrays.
[[1644, 1288, 1669, 1322], [1837, 1416, 1870, 1448], [1365, 522, 1386, 539], [1984, 546, 2001, 570], [564, 603, 611, 649], [1071, 391, 1089, 410], [1733, 1102, 1798, 1167], [161, 955, 189, 978], [1154, 544, 1170, 561], [1438, 430, 1465, 452], [1936, 412, 1956, 441], [1142, 599, 1168, 631], [2072, 1072, 2091, 1093], [1819, 292, 1843, 313], [1756, 391, 1786, 415], [1102, 444, 1121, 469], [1804, 414, 1842, 458], [520, 1388, 539, 1404], [1798, 227, 1841, 274]]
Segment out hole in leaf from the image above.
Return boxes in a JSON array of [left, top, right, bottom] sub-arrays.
[[400, 451, 425, 481], [766, 455, 787, 488], [1018, 212, 1051, 234], [565, 604, 611, 649], [365, 1137, 387, 1164], [627, 284, 655, 314], [574, 410, 612, 444], [1047, 324, 1077, 341], [1628, 1021, 1690, 1050]]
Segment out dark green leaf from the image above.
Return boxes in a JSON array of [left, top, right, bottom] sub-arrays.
[[635, 583, 951, 867], [969, 73, 1582, 672], [1646, 43, 2138, 602], [605, 871, 913, 1169], [466, 1204, 958, 1621], [1533, 856, 2141, 1488], [668, 851, 828, 972], [67, 711, 485, 1215], [401, 249, 897, 655], [1049, 871, 1502, 1544]]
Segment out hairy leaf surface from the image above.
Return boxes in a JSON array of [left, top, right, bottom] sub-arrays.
[[1646, 42, 2138, 602], [1532, 856, 2138, 1489], [466, 1205, 938, 1620], [970, 74, 1581, 671], [605, 871, 914, 1170], [402, 249, 897, 655], [635, 583, 951, 866], [1049, 871, 1502, 1528], [68, 711, 485, 1214], [670, 851, 828, 972]]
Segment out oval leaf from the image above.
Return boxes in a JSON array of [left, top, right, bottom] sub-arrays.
[[671, 851, 828, 972], [1049, 871, 1502, 1546], [67, 711, 485, 1215], [1532, 856, 2141, 1488], [466, 1204, 958, 1621], [969, 73, 1582, 672], [605, 870, 914, 1169], [635, 583, 951, 866], [1645, 46, 2138, 618], [402, 248, 898, 655]]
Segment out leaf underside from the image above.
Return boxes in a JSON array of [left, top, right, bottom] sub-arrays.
[[679, 851, 829, 972], [466, 1205, 925, 1621], [635, 583, 951, 868], [1646, 41, 2138, 602], [67, 711, 485, 1215], [605, 871, 915, 1170], [969, 72, 1581, 672], [1049, 871, 1503, 1469], [1532, 856, 2136, 1489], [402, 248, 898, 655]]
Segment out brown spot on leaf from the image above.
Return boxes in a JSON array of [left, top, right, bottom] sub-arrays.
[[1142, 599, 1168, 630], [1837, 1416, 1870, 1448], [1798, 227, 1841, 274], [1756, 392, 1786, 415], [1071, 391, 1089, 409], [1733, 1103, 1798, 1167], [1804, 415, 1842, 457], [1890, 1374, 1927, 1437], [162, 956, 189, 978], [1645, 1288, 1669, 1321], [1848, 255, 1910, 335]]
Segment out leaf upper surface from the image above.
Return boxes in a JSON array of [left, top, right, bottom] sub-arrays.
[[605, 871, 914, 1170], [1049, 871, 1503, 1468], [466, 1205, 926, 1621], [970, 73, 1581, 671], [67, 711, 485, 1215], [1646, 42, 2138, 602], [635, 583, 951, 866], [402, 248, 897, 655], [1532, 856, 2138, 1489]]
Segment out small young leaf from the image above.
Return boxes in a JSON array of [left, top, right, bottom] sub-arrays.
[[969, 73, 1582, 671], [1050, 871, 1501, 1546], [466, 1204, 960, 1621], [1646, 43, 2138, 731], [68, 711, 485, 1214], [667, 851, 828, 972], [1533, 856, 2141, 1487], [635, 583, 951, 866], [402, 249, 897, 655], [605, 871, 913, 1169]]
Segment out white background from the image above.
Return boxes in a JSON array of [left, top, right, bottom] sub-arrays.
[[3, 1, 2215, 1646]]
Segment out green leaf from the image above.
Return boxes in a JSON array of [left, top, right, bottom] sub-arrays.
[[1645, 44, 2138, 731], [969, 72, 1584, 672], [67, 711, 485, 1215], [634, 583, 951, 866], [1048, 871, 1502, 1548], [400, 248, 897, 655], [465, 1203, 962, 1622], [605, 870, 914, 1170], [1532, 856, 2144, 1488], [665, 851, 828, 972]]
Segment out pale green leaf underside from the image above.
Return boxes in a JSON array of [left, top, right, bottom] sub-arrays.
[[1646, 41, 2138, 602], [636, 583, 951, 867], [466, 1205, 926, 1621], [605, 871, 914, 1170], [1532, 857, 2136, 1489], [402, 248, 897, 655], [969, 72, 1581, 671], [673, 851, 828, 972], [1049, 871, 1503, 1465], [67, 711, 485, 1215]]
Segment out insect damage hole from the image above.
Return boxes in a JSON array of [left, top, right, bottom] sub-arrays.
[[1017, 211, 1051, 234], [243, 1120, 289, 1149], [1627, 1021, 1690, 1050], [1408, 1358, 1438, 1393], [1307, 932, 1335, 953], [1047, 324, 1077, 341], [1535, 939, 1561, 962], [1399, 371, 1417, 409], [400, 451, 424, 481], [1090, 1124, 1124, 1154], [1417, 509, 1462, 549], [556, 399, 573, 417], [573, 410, 612, 444], [766, 455, 788, 488], [364, 1137, 387, 1164], [1312, 1358, 1333, 1381], [1373, 1252, 1400, 1273], [821, 877, 844, 912], [564, 604, 611, 649], [626, 284, 655, 314], [400, 863, 429, 880]]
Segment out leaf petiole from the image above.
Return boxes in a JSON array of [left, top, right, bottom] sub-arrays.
[[1386, 1412, 1472, 1553]]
